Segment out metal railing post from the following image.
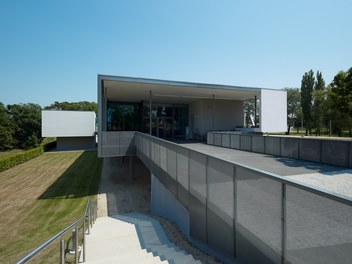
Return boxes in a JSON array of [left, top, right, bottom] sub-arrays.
[[83, 220, 86, 262], [87, 211, 91, 235], [60, 238, 65, 264], [90, 207, 93, 228], [74, 227, 79, 264], [15, 198, 91, 264]]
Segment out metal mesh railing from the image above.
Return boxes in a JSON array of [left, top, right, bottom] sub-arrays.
[[135, 132, 352, 264]]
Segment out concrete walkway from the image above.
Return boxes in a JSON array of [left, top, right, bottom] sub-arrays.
[[181, 143, 352, 198]]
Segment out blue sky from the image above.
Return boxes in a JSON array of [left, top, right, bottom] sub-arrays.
[[0, 0, 351, 106]]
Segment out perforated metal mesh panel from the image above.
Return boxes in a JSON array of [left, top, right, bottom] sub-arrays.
[[221, 134, 231, 148], [189, 152, 207, 202], [160, 146, 167, 172], [167, 149, 177, 180], [207, 157, 234, 256], [236, 167, 282, 264], [286, 186, 352, 264], [177, 149, 189, 191]]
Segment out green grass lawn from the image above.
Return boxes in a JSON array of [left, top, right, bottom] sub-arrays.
[[0, 150, 102, 264]]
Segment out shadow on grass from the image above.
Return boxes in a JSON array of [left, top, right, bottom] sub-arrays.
[[39, 151, 102, 199]]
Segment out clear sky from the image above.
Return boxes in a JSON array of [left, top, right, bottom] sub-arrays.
[[0, 0, 351, 106]]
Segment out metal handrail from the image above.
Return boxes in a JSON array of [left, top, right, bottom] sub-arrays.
[[16, 197, 97, 264]]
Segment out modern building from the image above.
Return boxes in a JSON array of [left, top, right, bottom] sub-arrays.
[[96, 75, 352, 264], [97, 75, 287, 157], [42, 110, 96, 151]]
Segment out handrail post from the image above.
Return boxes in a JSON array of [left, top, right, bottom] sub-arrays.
[[87, 207, 91, 234], [91, 206, 94, 225], [83, 220, 86, 262], [15, 198, 91, 264], [74, 227, 79, 264], [60, 238, 65, 264]]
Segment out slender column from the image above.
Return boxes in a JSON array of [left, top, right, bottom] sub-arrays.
[[83, 220, 86, 262], [129, 156, 134, 180], [60, 238, 65, 264], [254, 95, 257, 126], [212, 94, 215, 131], [74, 227, 79, 264], [149, 90, 152, 135]]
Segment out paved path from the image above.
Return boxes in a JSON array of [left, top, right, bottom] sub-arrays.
[[181, 143, 352, 198]]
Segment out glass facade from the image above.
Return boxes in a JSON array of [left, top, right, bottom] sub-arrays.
[[107, 101, 188, 138], [143, 104, 188, 138], [107, 101, 141, 131]]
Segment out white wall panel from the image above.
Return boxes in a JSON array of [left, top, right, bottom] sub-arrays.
[[42, 110, 96, 137], [260, 90, 287, 133]]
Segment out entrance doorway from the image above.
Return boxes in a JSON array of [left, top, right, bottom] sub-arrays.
[[157, 117, 172, 138]]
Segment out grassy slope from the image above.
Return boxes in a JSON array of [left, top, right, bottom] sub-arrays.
[[0, 151, 102, 263]]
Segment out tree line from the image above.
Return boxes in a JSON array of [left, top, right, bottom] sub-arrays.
[[286, 67, 352, 136], [0, 101, 97, 151]]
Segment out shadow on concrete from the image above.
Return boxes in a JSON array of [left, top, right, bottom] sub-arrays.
[[99, 156, 151, 216], [270, 155, 349, 175]]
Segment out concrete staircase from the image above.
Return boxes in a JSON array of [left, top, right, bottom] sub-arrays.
[[82, 212, 202, 264]]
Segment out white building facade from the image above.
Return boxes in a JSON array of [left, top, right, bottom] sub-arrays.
[[97, 75, 287, 157], [42, 110, 96, 151]]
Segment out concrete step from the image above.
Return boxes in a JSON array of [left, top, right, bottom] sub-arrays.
[[81, 216, 166, 263], [82, 213, 201, 264], [82, 250, 166, 264], [112, 213, 202, 264], [146, 243, 185, 255]]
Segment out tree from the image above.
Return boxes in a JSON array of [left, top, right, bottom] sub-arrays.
[[0, 102, 15, 150], [312, 71, 326, 135], [0, 126, 13, 151], [7, 103, 42, 149], [243, 97, 259, 127], [330, 67, 352, 136], [301, 70, 315, 135], [284, 88, 301, 134], [330, 67, 352, 116], [44, 101, 97, 113]]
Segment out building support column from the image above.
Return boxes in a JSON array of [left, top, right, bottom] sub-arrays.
[[212, 94, 215, 131], [149, 90, 152, 136], [254, 95, 257, 127], [129, 156, 134, 180]]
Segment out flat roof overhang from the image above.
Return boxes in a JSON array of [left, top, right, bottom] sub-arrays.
[[99, 75, 264, 104]]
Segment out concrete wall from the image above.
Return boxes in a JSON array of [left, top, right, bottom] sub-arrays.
[[189, 99, 243, 135], [260, 89, 287, 133], [42, 110, 96, 137], [57, 136, 96, 151], [136, 133, 352, 264], [208, 132, 352, 168], [151, 174, 190, 236]]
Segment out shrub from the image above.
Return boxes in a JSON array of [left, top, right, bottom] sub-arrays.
[[0, 141, 56, 172]]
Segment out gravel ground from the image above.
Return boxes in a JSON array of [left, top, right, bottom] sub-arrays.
[[97, 156, 222, 264]]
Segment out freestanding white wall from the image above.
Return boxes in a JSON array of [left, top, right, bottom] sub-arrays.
[[42, 110, 96, 137], [260, 89, 287, 133]]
